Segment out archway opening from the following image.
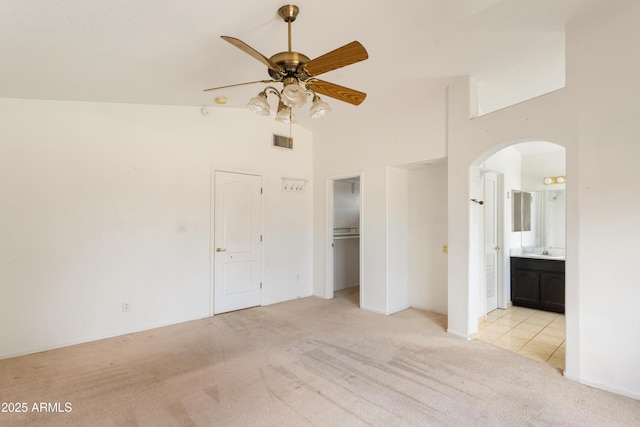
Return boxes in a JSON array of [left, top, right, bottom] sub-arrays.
[[469, 140, 567, 371]]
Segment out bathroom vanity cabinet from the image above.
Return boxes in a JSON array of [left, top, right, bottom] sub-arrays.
[[510, 257, 565, 313]]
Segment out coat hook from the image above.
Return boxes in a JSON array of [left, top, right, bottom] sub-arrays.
[[471, 199, 484, 205]]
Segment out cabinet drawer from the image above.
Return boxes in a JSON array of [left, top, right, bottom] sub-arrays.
[[511, 257, 565, 273]]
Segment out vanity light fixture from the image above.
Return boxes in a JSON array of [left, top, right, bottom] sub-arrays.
[[543, 176, 566, 185]]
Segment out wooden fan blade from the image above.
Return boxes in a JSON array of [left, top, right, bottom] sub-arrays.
[[303, 41, 368, 76], [308, 80, 366, 106], [221, 36, 283, 72], [203, 80, 275, 92]]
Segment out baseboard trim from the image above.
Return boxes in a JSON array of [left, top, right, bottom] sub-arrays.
[[0, 313, 211, 361], [574, 374, 640, 401], [360, 305, 391, 316], [447, 329, 471, 341]]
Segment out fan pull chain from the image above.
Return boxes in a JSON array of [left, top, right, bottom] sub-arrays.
[[289, 111, 293, 146]]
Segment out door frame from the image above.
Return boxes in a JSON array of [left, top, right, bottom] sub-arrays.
[[324, 171, 364, 305], [481, 169, 506, 313], [210, 167, 265, 316]]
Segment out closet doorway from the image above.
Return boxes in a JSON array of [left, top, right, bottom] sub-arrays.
[[326, 174, 362, 307]]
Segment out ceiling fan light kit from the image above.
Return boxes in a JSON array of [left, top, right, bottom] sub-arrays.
[[281, 80, 307, 108], [276, 101, 296, 124], [247, 91, 271, 116], [204, 4, 368, 122], [309, 94, 332, 119]]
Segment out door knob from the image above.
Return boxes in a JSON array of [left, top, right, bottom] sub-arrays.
[[494, 245, 501, 251], [216, 248, 226, 252]]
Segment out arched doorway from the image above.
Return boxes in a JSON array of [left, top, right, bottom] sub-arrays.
[[469, 140, 567, 371]]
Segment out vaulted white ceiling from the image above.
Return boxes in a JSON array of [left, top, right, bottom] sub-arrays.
[[0, 0, 624, 129]]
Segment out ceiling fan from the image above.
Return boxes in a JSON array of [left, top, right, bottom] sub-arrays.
[[204, 4, 368, 122]]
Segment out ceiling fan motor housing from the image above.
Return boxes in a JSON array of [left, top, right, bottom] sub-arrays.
[[268, 51, 311, 81]]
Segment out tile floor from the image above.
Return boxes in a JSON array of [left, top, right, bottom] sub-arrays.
[[475, 305, 565, 371]]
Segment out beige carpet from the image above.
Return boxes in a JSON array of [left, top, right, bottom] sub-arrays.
[[1, 290, 639, 426]]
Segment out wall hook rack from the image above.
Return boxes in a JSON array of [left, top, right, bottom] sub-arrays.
[[281, 177, 308, 192]]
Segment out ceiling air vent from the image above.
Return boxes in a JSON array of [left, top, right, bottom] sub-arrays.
[[273, 134, 293, 150]]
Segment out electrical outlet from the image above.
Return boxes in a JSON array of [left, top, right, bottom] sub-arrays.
[[122, 302, 130, 312]]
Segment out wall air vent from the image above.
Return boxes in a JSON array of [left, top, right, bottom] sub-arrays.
[[273, 134, 293, 149]]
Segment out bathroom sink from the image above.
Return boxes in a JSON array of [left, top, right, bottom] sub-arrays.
[[521, 253, 565, 260]]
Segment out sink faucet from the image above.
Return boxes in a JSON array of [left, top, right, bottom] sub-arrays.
[[542, 247, 549, 255]]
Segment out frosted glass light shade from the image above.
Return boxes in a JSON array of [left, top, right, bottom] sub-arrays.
[[281, 83, 307, 108], [275, 101, 296, 123], [309, 96, 331, 119], [248, 92, 270, 116]]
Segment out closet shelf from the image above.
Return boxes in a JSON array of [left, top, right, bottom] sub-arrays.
[[333, 227, 359, 240], [333, 234, 360, 240]]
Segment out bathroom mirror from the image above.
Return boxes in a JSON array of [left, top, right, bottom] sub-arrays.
[[534, 189, 566, 248], [512, 190, 531, 232], [515, 189, 566, 248]]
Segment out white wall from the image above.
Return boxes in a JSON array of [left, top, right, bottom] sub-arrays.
[[543, 190, 566, 249], [447, 2, 640, 399], [566, 2, 640, 398], [447, 81, 574, 337], [312, 82, 448, 314], [0, 99, 313, 358], [4, 2, 639, 401], [387, 167, 410, 313], [408, 163, 448, 314], [521, 150, 566, 192]]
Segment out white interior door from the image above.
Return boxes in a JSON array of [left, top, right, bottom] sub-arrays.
[[484, 172, 499, 313], [214, 171, 263, 314]]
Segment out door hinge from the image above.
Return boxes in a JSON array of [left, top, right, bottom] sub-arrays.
[[260, 282, 263, 289], [260, 234, 263, 242], [260, 187, 263, 194]]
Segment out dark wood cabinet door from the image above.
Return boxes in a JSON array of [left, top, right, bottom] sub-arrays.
[[540, 272, 565, 313], [510, 257, 565, 313], [512, 269, 540, 306]]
